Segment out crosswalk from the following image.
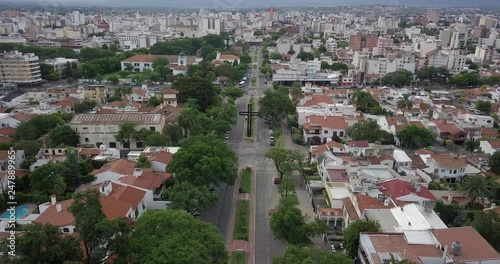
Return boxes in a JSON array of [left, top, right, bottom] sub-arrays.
[[225, 140, 242, 146], [255, 166, 276, 172]]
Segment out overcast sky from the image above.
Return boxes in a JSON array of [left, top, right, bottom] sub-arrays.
[[23, 0, 500, 8]]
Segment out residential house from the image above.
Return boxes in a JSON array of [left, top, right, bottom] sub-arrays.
[[163, 88, 179, 108], [358, 227, 500, 264], [211, 52, 241, 65], [0, 127, 15, 142], [423, 154, 479, 182], [117, 168, 171, 201], [0, 113, 34, 128], [392, 149, 412, 171], [376, 179, 436, 206], [91, 159, 138, 183], [35, 183, 147, 234], [39, 148, 67, 162], [120, 53, 201, 75], [479, 140, 500, 155], [434, 120, 467, 144], [83, 87, 107, 104], [128, 86, 149, 103], [0, 169, 28, 194], [68, 113, 166, 150], [0, 149, 25, 171], [51, 96, 79, 113], [303, 115, 348, 144]]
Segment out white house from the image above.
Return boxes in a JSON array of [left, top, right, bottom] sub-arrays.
[[68, 113, 166, 150], [303, 115, 348, 144], [423, 154, 479, 182], [128, 86, 149, 103], [462, 114, 494, 128], [479, 140, 500, 155], [120, 53, 201, 75], [211, 52, 240, 65], [393, 149, 412, 171]]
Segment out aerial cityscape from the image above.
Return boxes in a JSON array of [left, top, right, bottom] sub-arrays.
[[0, 2, 499, 264]]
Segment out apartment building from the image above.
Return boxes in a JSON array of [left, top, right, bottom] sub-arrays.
[[68, 113, 166, 150], [0, 51, 42, 85]]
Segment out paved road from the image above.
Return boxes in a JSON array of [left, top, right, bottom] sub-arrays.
[[250, 47, 286, 264]]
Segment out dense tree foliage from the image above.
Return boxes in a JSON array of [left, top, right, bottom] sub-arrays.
[[128, 210, 228, 264], [4, 223, 82, 264], [172, 76, 220, 111], [381, 69, 413, 87], [259, 89, 295, 124], [459, 175, 493, 205], [350, 91, 389, 115], [476, 100, 492, 114], [347, 119, 394, 143], [396, 125, 436, 148], [163, 181, 217, 215], [270, 196, 327, 245], [470, 211, 500, 251], [69, 189, 131, 264], [450, 72, 481, 86], [49, 125, 79, 147], [489, 151, 500, 174], [266, 148, 304, 180], [13, 114, 65, 141], [167, 134, 238, 186]]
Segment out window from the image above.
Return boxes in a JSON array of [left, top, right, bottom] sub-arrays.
[[339, 131, 344, 137], [136, 142, 143, 148], [487, 120, 492, 123], [123, 142, 130, 149], [150, 127, 156, 131], [62, 228, 69, 233], [83, 127, 88, 130], [58, 149, 62, 153], [453, 170, 457, 174], [109, 142, 117, 148], [324, 130, 328, 134], [84, 138, 89, 142], [441, 169, 445, 172]]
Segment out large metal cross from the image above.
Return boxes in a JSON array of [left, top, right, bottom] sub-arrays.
[[239, 103, 260, 138]]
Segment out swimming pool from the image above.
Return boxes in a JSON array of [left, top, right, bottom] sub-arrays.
[[0, 205, 30, 219]]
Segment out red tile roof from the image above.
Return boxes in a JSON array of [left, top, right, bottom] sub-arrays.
[[303, 115, 348, 130], [430, 154, 468, 169], [355, 194, 394, 213], [91, 159, 137, 176], [302, 95, 334, 107], [376, 179, 436, 201], [341, 197, 360, 221]]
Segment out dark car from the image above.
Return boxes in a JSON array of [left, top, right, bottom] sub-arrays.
[[274, 177, 280, 184], [270, 141, 275, 146]]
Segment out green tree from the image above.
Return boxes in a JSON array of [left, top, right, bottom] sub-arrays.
[[476, 100, 492, 114], [178, 107, 200, 137], [29, 163, 69, 195], [296, 51, 315, 61], [166, 134, 238, 186], [13, 114, 65, 141], [266, 148, 304, 180], [14, 140, 42, 156], [107, 74, 119, 84], [489, 151, 500, 174], [163, 181, 217, 215], [259, 89, 295, 124], [458, 175, 493, 205], [136, 155, 151, 168], [132, 73, 145, 84], [145, 96, 162, 107], [347, 119, 393, 143], [128, 210, 228, 264], [381, 69, 413, 87], [290, 81, 303, 105], [75, 100, 97, 113], [165, 124, 184, 146], [144, 132, 168, 146], [396, 125, 436, 148], [172, 76, 220, 111], [396, 94, 413, 114], [115, 122, 137, 151], [46, 69, 60, 81], [350, 91, 379, 113], [69, 189, 131, 264], [344, 220, 382, 258], [13, 223, 83, 263], [270, 196, 327, 245], [470, 211, 500, 251], [220, 86, 244, 101], [464, 139, 480, 153], [273, 245, 352, 264], [49, 125, 79, 147], [270, 52, 283, 60]]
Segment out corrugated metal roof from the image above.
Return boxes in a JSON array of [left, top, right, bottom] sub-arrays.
[[70, 114, 162, 125]]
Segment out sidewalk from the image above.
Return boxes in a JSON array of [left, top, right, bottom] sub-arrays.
[[280, 120, 325, 248]]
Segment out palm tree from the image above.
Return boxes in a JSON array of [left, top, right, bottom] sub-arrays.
[[458, 175, 493, 206], [396, 94, 413, 115], [178, 108, 199, 137]]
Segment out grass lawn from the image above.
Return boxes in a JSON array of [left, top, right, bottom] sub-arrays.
[[101, 71, 139, 80], [239, 168, 252, 194], [231, 252, 247, 264], [233, 200, 250, 241]]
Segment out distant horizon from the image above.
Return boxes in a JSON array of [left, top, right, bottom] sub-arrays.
[[2, 0, 500, 9]]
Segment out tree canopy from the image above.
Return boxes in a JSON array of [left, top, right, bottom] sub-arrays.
[[344, 220, 382, 258], [273, 245, 352, 264], [350, 91, 389, 115], [167, 134, 238, 186], [470, 211, 500, 251], [8, 223, 82, 264], [266, 147, 304, 180], [476, 100, 492, 114], [13, 114, 65, 141], [172, 76, 220, 111], [489, 151, 500, 174], [396, 125, 436, 148], [163, 181, 217, 215], [49, 125, 79, 147], [259, 89, 295, 124], [347, 119, 394, 143], [270, 196, 327, 245], [458, 175, 493, 205], [381, 69, 413, 87], [128, 210, 228, 264]]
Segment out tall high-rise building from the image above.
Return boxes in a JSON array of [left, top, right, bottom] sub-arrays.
[[450, 24, 469, 50], [0, 51, 42, 85], [349, 33, 362, 51], [426, 9, 440, 23], [265, 7, 279, 22], [365, 34, 379, 51]]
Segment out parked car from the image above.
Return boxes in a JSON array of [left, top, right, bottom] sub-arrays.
[[270, 141, 275, 146], [274, 177, 280, 184]]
